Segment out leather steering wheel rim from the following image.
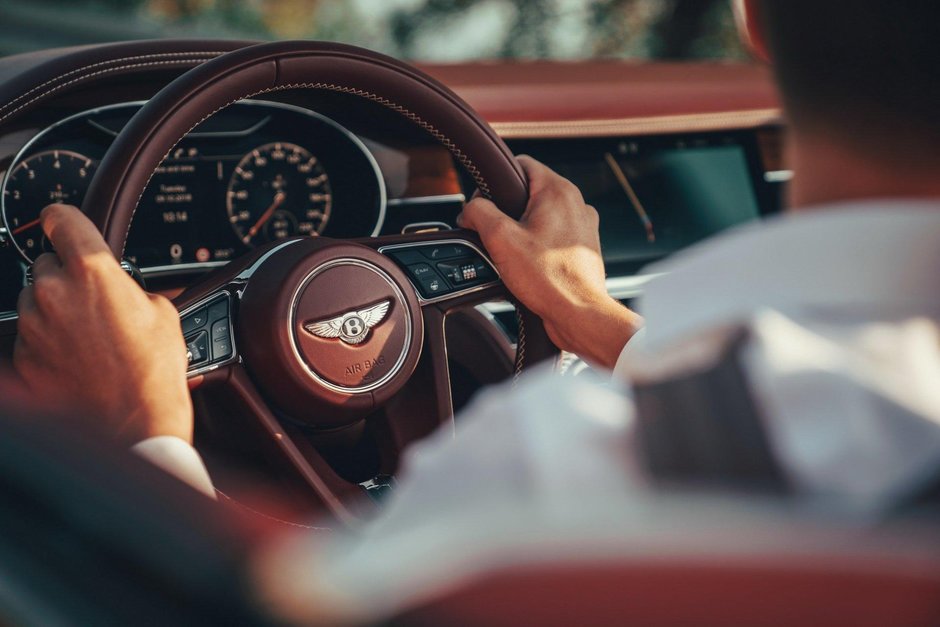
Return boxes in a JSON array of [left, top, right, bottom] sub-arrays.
[[82, 40, 531, 254]]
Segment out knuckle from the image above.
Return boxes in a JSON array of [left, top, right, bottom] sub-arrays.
[[70, 251, 111, 280], [585, 204, 600, 223], [486, 217, 514, 242], [31, 275, 63, 311], [560, 180, 584, 203]]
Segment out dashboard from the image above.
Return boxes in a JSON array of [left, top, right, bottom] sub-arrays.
[[0, 51, 785, 320]]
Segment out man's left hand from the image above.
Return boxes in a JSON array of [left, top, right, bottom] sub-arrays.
[[14, 204, 194, 445]]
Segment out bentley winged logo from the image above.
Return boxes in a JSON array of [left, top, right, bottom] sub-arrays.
[[304, 300, 391, 345]]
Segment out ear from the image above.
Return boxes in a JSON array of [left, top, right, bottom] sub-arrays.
[[733, 0, 772, 63]]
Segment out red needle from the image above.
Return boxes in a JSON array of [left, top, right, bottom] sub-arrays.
[[246, 191, 286, 240], [11, 217, 41, 235]]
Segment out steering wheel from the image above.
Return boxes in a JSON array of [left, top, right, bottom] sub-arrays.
[[80, 41, 558, 524]]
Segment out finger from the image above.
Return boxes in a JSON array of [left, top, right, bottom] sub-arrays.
[[457, 196, 523, 247], [516, 155, 565, 196], [30, 252, 63, 280], [40, 204, 112, 266], [16, 284, 37, 318]]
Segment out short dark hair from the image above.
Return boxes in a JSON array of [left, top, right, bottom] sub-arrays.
[[758, 1, 940, 156]]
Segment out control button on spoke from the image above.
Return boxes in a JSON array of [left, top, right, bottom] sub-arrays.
[[406, 263, 437, 281], [212, 337, 233, 361], [181, 308, 208, 335], [405, 262, 450, 298], [421, 244, 466, 261], [210, 318, 233, 361], [472, 259, 495, 280], [207, 298, 228, 323], [186, 331, 209, 367], [417, 274, 448, 297], [437, 260, 476, 285], [387, 249, 426, 265], [211, 318, 230, 341]]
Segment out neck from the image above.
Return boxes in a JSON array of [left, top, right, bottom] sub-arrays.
[[785, 131, 940, 210]]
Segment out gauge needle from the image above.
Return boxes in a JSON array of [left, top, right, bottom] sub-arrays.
[[604, 152, 656, 243], [247, 191, 286, 240], [11, 217, 41, 235]]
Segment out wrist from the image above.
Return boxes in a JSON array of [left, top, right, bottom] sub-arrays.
[[122, 397, 194, 446], [553, 296, 644, 369]]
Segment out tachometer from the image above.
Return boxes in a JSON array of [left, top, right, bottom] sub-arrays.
[[226, 142, 332, 246], [2, 149, 96, 262]]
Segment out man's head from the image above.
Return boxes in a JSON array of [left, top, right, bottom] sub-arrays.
[[739, 0, 940, 163]]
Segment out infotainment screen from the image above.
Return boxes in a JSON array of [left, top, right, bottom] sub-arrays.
[[508, 132, 775, 274]]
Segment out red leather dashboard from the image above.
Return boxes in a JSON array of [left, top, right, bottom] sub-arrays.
[[421, 61, 781, 137]]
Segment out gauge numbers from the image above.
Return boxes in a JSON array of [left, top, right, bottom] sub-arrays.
[[2, 149, 96, 262], [226, 142, 332, 246]]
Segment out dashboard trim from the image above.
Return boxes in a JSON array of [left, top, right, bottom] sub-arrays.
[[490, 108, 782, 139]]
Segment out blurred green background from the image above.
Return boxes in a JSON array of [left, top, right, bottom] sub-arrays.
[[0, 0, 745, 61]]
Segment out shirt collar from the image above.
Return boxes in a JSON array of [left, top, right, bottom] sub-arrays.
[[637, 200, 940, 351]]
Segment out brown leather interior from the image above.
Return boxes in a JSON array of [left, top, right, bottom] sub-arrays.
[[421, 61, 779, 124]]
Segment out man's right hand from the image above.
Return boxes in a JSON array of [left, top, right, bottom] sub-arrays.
[[458, 156, 644, 369]]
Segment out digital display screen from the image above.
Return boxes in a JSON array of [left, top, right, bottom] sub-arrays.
[[509, 134, 769, 274]]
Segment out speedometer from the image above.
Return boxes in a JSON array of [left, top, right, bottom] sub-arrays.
[[226, 142, 333, 246], [2, 149, 96, 262]]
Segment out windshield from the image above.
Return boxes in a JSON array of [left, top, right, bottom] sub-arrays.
[[1, 0, 746, 61]]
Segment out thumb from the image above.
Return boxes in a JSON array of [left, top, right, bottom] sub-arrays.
[[457, 196, 523, 250]]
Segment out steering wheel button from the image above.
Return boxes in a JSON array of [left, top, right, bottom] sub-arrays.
[[417, 273, 449, 297], [473, 259, 495, 279], [387, 249, 425, 265], [185, 331, 209, 366], [421, 244, 466, 260], [181, 308, 207, 334], [211, 319, 230, 341], [436, 261, 471, 285], [207, 299, 228, 323], [406, 263, 437, 279], [212, 336, 233, 361]]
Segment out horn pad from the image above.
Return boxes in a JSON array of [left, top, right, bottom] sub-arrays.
[[291, 259, 412, 392], [237, 238, 423, 427]]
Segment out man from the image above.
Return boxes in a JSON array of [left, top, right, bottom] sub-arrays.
[[11, 0, 940, 622]]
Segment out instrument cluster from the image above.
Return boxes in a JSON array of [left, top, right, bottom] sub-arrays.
[[1, 100, 386, 271]]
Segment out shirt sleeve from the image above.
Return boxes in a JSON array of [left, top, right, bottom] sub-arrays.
[[131, 435, 216, 499], [612, 326, 646, 382]]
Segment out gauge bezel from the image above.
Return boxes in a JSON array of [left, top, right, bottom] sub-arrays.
[[225, 141, 335, 245], [1, 148, 97, 262], [0, 99, 387, 268]]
